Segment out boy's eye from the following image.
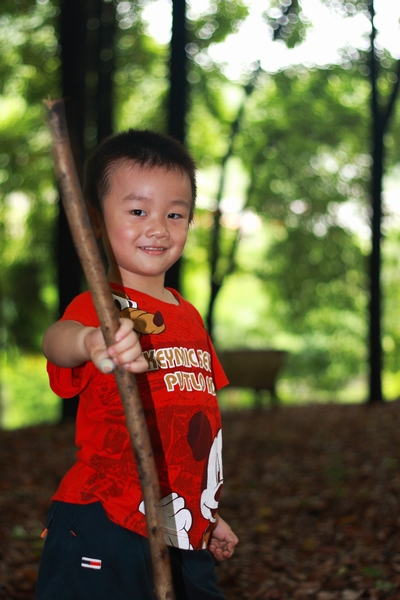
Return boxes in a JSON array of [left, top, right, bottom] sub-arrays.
[[168, 212, 183, 219], [131, 209, 146, 216]]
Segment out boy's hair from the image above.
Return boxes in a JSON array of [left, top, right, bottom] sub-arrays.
[[83, 129, 197, 221]]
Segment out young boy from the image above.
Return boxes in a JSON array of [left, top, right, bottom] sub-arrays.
[[35, 129, 238, 600]]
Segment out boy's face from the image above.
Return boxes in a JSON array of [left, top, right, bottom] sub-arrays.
[[95, 160, 192, 289]]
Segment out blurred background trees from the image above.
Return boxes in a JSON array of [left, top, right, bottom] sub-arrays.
[[1, 0, 400, 427]]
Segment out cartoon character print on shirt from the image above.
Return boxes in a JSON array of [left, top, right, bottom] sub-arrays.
[[139, 412, 223, 550], [139, 493, 194, 550], [188, 411, 223, 528], [111, 290, 166, 336]]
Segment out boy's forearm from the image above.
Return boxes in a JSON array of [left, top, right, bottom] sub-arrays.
[[42, 320, 93, 367]]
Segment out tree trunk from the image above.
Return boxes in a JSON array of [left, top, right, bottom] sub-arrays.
[[95, 0, 116, 143], [367, 0, 400, 402], [165, 0, 188, 291], [368, 70, 383, 402], [58, 0, 88, 419]]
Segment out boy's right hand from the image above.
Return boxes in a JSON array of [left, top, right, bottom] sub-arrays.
[[43, 318, 148, 373], [83, 318, 149, 374]]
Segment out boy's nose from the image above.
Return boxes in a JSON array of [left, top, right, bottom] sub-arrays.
[[146, 218, 169, 238]]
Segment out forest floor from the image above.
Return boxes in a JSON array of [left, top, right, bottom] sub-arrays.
[[1, 402, 400, 599]]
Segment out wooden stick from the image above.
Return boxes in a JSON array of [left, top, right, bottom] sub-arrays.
[[45, 98, 175, 600]]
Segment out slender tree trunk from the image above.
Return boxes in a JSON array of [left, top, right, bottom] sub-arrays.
[[367, 0, 400, 402], [205, 107, 242, 335], [205, 73, 260, 336], [85, 0, 115, 147], [167, 0, 187, 143], [368, 143, 384, 402], [58, 0, 87, 312], [165, 0, 188, 291], [367, 0, 383, 402], [96, 0, 115, 143]]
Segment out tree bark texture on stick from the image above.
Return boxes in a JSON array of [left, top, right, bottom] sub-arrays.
[[45, 98, 175, 600]]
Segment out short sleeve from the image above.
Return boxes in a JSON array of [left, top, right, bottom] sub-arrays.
[[47, 291, 99, 398], [207, 333, 229, 391], [47, 361, 95, 398], [59, 291, 99, 327]]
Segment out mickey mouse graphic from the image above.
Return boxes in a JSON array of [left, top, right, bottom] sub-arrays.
[[139, 492, 193, 550], [139, 411, 223, 550], [188, 411, 223, 527]]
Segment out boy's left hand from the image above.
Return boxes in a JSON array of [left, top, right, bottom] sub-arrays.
[[208, 516, 238, 562]]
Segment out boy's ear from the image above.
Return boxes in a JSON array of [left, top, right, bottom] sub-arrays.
[[86, 202, 103, 238]]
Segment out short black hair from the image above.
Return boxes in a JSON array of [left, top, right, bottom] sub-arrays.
[[83, 129, 197, 221]]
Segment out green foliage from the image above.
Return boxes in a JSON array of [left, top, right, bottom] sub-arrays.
[[186, 0, 249, 48], [186, 60, 374, 396], [1, 0, 400, 415], [264, 227, 367, 323], [185, 1, 400, 399], [0, 1, 60, 154], [0, 0, 60, 353], [265, 0, 308, 48], [1, 354, 60, 429], [114, 10, 169, 132], [382, 228, 400, 378], [240, 67, 370, 215]]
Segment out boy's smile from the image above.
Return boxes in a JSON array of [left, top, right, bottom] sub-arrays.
[[94, 160, 192, 297]]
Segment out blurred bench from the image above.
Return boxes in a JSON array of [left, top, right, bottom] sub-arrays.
[[218, 349, 287, 407]]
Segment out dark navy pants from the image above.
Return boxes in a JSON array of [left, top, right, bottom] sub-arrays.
[[35, 501, 226, 600]]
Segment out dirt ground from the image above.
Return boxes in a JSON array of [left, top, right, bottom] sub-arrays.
[[1, 402, 400, 599]]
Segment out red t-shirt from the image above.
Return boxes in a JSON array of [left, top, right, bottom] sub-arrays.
[[47, 284, 228, 550]]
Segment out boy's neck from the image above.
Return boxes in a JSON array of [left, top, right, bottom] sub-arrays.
[[108, 271, 178, 305]]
